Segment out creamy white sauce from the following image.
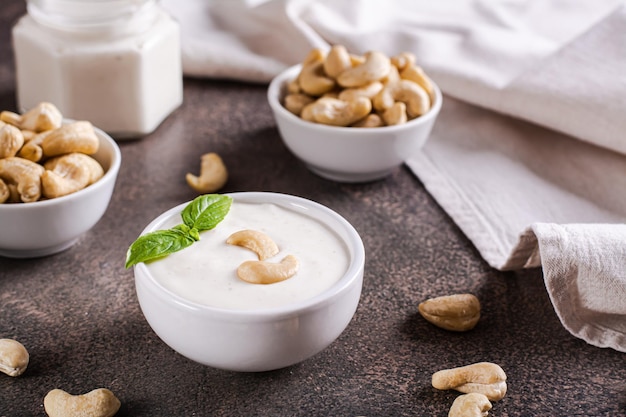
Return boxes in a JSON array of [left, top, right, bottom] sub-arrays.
[[146, 201, 350, 310]]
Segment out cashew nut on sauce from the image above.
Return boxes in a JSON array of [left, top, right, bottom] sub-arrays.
[[227, 229, 299, 284], [0, 102, 104, 204], [283, 46, 434, 127]]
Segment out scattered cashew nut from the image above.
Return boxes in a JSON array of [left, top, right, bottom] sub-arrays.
[[226, 229, 279, 261], [186, 152, 228, 194], [0, 338, 29, 377], [237, 254, 299, 285], [448, 393, 492, 417], [418, 293, 481, 331], [432, 362, 507, 401], [44, 388, 121, 417]]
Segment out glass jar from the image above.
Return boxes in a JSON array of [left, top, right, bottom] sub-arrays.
[[12, 0, 183, 138]]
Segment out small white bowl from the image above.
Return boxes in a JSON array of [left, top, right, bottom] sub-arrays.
[[0, 127, 121, 258], [134, 192, 365, 372], [267, 64, 442, 182]]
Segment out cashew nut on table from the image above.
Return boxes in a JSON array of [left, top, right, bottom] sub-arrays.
[[283, 45, 435, 127], [432, 362, 508, 401], [186, 152, 228, 194], [418, 293, 481, 331], [44, 388, 121, 417], [0, 338, 29, 377], [448, 393, 492, 417], [0, 102, 103, 203]]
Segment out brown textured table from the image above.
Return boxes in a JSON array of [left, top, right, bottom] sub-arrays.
[[1, 3, 624, 416]]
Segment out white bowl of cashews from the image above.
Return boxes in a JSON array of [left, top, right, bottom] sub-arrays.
[[0, 103, 121, 258], [133, 192, 365, 372], [268, 46, 442, 183]]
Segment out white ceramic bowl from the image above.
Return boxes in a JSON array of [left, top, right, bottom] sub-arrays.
[[267, 64, 442, 182], [0, 127, 121, 258], [134, 192, 365, 372]]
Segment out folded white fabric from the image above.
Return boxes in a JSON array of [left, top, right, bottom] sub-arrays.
[[161, 0, 626, 352]]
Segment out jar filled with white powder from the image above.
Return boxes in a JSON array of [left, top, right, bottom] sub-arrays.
[[12, 0, 183, 138]]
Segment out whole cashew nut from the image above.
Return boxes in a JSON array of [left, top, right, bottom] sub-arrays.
[[400, 64, 436, 101], [298, 61, 336, 96], [44, 388, 121, 417], [237, 255, 299, 285], [337, 51, 391, 88], [373, 79, 431, 118], [0, 124, 25, 158], [0, 338, 29, 377], [226, 229, 279, 261], [337, 81, 384, 102], [323, 44, 352, 79], [390, 52, 417, 71], [381, 102, 408, 126], [418, 293, 481, 331], [432, 362, 507, 401], [283, 93, 315, 116], [0, 102, 62, 132], [302, 97, 371, 127], [186, 152, 228, 194], [42, 121, 99, 158], [448, 393, 492, 417], [0, 156, 45, 203], [42, 153, 103, 199]]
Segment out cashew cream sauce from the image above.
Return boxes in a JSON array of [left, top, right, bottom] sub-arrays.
[[145, 201, 350, 310]]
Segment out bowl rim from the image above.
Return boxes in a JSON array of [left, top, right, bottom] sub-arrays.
[[267, 63, 443, 133], [134, 191, 365, 320], [0, 125, 122, 210]]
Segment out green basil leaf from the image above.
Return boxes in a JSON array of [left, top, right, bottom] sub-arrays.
[[125, 194, 233, 269], [125, 226, 196, 268], [181, 194, 232, 232]]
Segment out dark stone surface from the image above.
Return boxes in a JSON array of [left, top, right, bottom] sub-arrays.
[[0, 3, 624, 416]]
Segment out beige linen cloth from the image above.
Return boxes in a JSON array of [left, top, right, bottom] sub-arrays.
[[162, 0, 626, 352]]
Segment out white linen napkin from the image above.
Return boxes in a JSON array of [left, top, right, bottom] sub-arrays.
[[161, 0, 626, 352]]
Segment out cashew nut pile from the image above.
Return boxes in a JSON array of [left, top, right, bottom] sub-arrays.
[[283, 45, 435, 127], [226, 229, 299, 284], [0, 102, 104, 203]]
